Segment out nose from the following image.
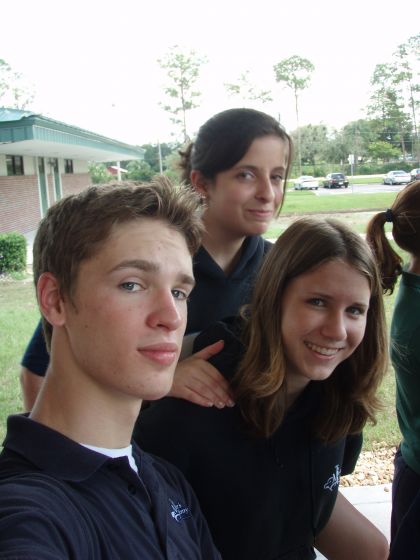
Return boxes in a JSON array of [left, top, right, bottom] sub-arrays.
[[321, 311, 347, 341], [256, 176, 276, 202], [147, 291, 184, 331]]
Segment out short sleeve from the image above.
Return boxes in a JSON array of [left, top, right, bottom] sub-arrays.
[[21, 321, 49, 377], [342, 432, 363, 475]]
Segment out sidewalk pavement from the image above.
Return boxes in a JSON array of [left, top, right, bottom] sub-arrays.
[[24, 230, 36, 267], [316, 483, 392, 558], [341, 483, 392, 540]]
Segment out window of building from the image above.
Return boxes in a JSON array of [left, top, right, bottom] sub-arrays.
[[64, 159, 74, 174], [6, 155, 24, 176]]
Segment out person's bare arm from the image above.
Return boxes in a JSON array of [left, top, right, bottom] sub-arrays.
[[19, 367, 44, 412], [168, 340, 235, 408], [315, 491, 389, 560]]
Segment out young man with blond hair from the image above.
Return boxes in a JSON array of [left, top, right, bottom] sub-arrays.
[[0, 178, 220, 559]]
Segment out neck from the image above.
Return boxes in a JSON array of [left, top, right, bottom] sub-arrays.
[[30, 357, 140, 449], [201, 216, 246, 274], [285, 375, 310, 409], [408, 255, 420, 275]]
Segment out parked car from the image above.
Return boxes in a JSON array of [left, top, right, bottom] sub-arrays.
[[294, 175, 319, 190], [323, 173, 349, 189], [410, 168, 420, 181], [383, 170, 411, 185]]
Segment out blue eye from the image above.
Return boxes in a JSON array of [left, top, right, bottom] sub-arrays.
[[238, 171, 254, 180], [271, 174, 283, 183], [347, 306, 365, 317], [172, 289, 188, 301], [308, 298, 325, 307], [120, 282, 141, 292]]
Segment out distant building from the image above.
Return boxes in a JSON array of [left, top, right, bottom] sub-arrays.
[[0, 108, 144, 234], [107, 165, 128, 177]]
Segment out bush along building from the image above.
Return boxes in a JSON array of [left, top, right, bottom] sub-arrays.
[[0, 108, 144, 234]]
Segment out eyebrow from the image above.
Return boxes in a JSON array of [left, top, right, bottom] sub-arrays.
[[236, 164, 285, 172], [111, 259, 195, 287], [309, 291, 369, 308]]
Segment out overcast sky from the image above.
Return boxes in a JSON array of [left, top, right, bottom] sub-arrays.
[[1, 0, 418, 145]]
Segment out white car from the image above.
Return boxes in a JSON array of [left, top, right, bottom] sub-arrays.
[[383, 170, 411, 185], [410, 168, 420, 181], [294, 175, 319, 190]]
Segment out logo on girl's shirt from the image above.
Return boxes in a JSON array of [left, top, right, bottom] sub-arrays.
[[323, 464, 341, 491], [169, 498, 191, 522]]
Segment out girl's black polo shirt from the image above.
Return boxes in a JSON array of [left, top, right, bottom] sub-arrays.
[[136, 320, 362, 560]]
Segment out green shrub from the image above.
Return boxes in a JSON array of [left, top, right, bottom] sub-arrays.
[[0, 232, 27, 273]]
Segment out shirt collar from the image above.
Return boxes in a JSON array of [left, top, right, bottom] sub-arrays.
[[2, 414, 139, 481]]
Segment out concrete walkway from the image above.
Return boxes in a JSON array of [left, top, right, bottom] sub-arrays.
[[341, 483, 392, 540]]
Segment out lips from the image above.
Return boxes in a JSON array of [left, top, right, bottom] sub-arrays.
[[304, 341, 343, 357], [247, 209, 273, 220], [138, 343, 179, 366]]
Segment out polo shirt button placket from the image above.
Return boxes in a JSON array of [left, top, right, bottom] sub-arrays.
[[127, 483, 137, 495]]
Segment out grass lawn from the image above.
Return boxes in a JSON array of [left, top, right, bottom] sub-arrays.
[[364, 289, 400, 449], [265, 190, 397, 239], [281, 190, 397, 215], [0, 278, 40, 437], [0, 194, 404, 450]]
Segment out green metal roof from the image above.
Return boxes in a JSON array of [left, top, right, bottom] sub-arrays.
[[0, 108, 144, 162]]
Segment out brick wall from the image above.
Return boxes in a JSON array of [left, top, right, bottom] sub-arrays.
[[0, 173, 92, 235], [0, 176, 41, 234], [62, 173, 91, 196]]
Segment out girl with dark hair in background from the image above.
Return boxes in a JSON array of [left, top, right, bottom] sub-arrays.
[[20, 108, 292, 411], [366, 180, 420, 553]]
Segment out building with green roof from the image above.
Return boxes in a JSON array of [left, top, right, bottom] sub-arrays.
[[0, 108, 144, 234]]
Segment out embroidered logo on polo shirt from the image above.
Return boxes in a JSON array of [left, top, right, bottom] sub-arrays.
[[169, 498, 191, 522], [323, 464, 341, 491]]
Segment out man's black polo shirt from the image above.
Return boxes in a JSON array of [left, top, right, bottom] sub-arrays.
[[0, 415, 220, 559]]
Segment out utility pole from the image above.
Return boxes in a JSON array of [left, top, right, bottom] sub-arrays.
[[157, 140, 163, 174]]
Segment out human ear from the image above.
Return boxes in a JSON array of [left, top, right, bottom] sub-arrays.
[[190, 170, 209, 198], [37, 272, 67, 327]]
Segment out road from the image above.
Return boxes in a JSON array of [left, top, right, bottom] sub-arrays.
[[313, 183, 406, 195]]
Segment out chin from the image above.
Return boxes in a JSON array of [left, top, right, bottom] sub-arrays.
[[140, 380, 174, 401], [251, 224, 270, 236]]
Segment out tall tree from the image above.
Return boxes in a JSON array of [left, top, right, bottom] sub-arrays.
[[88, 163, 113, 184], [291, 124, 328, 166], [0, 59, 34, 109], [224, 70, 273, 105], [392, 34, 420, 159], [125, 160, 155, 182], [158, 46, 207, 143], [140, 142, 177, 173], [338, 119, 383, 168], [368, 63, 412, 158], [367, 140, 400, 162], [273, 55, 315, 174]]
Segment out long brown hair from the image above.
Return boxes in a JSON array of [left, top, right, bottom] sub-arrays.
[[366, 179, 420, 293], [232, 217, 388, 442]]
